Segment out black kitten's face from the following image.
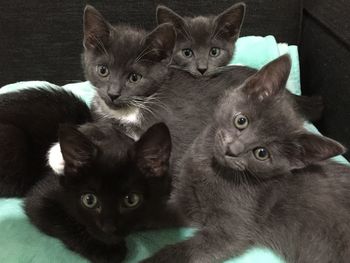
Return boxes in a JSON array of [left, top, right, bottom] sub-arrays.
[[83, 6, 175, 110], [64, 160, 161, 244], [157, 3, 245, 76], [59, 122, 172, 244], [212, 55, 345, 179]]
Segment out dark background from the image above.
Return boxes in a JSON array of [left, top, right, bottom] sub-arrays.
[[0, 0, 349, 159]]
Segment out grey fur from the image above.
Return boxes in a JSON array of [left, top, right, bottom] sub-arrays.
[[143, 55, 349, 263], [156, 3, 246, 76]]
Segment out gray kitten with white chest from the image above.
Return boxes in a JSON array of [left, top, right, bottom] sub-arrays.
[[143, 55, 350, 263], [82, 5, 175, 137]]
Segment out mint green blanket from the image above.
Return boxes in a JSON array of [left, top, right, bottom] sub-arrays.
[[0, 36, 347, 263]]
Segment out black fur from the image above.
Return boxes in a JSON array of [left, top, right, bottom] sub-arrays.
[[0, 87, 91, 197], [25, 122, 175, 263]]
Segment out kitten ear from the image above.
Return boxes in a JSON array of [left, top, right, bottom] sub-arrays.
[[58, 124, 97, 175], [83, 5, 111, 51], [213, 2, 246, 41], [291, 133, 346, 168], [139, 23, 176, 62], [134, 123, 172, 177], [156, 5, 186, 32], [243, 54, 291, 101]]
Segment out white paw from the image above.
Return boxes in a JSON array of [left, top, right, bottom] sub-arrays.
[[47, 142, 65, 175]]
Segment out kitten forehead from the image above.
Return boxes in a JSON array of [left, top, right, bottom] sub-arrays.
[[215, 87, 303, 137], [106, 25, 146, 66], [182, 16, 216, 43]]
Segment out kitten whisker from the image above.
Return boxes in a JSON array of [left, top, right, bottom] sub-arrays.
[[179, 24, 193, 42], [89, 34, 108, 56]]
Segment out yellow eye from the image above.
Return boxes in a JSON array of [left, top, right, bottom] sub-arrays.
[[81, 193, 99, 209], [123, 193, 142, 208], [210, 47, 220, 57], [128, 73, 142, 83], [182, 48, 193, 58], [234, 114, 249, 130], [97, 65, 109, 77], [254, 147, 270, 161]]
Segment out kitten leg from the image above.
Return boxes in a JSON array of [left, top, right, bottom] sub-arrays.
[[47, 142, 65, 174], [142, 228, 250, 263]]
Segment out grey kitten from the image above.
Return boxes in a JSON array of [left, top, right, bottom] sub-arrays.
[[82, 5, 175, 137], [157, 3, 245, 76], [143, 55, 349, 263]]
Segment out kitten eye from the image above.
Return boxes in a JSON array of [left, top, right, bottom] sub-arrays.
[[234, 114, 249, 130], [123, 193, 143, 208], [81, 193, 99, 209], [182, 48, 193, 58], [209, 47, 221, 57], [128, 72, 142, 83], [97, 65, 109, 77], [254, 147, 270, 161]]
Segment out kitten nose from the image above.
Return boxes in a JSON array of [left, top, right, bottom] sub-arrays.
[[108, 92, 120, 102], [225, 147, 238, 157], [101, 224, 117, 234], [225, 142, 244, 157], [197, 67, 207, 75]]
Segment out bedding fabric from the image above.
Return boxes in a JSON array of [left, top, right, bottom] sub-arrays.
[[0, 36, 347, 263]]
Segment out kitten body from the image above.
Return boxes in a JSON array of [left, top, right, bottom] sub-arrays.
[[25, 122, 175, 263], [0, 87, 91, 197], [143, 55, 349, 263]]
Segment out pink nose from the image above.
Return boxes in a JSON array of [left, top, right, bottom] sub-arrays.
[[226, 141, 245, 157]]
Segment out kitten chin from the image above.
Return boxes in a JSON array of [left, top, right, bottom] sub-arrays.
[[92, 95, 142, 127]]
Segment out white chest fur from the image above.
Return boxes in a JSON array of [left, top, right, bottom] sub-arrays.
[[93, 96, 142, 126]]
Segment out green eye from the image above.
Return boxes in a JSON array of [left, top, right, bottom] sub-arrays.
[[123, 193, 143, 208], [97, 65, 109, 77], [128, 72, 142, 83], [254, 147, 270, 161], [182, 48, 193, 58], [209, 47, 220, 57], [234, 114, 249, 130], [81, 193, 99, 209]]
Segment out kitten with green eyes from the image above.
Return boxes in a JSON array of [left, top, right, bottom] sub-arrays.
[[25, 122, 175, 263], [143, 55, 350, 263], [156, 3, 245, 76], [82, 5, 175, 134]]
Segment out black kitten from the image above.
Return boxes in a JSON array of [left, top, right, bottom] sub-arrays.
[[143, 55, 349, 263], [0, 87, 91, 197], [157, 3, 245, 76], [25, 122, 174, 263]]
